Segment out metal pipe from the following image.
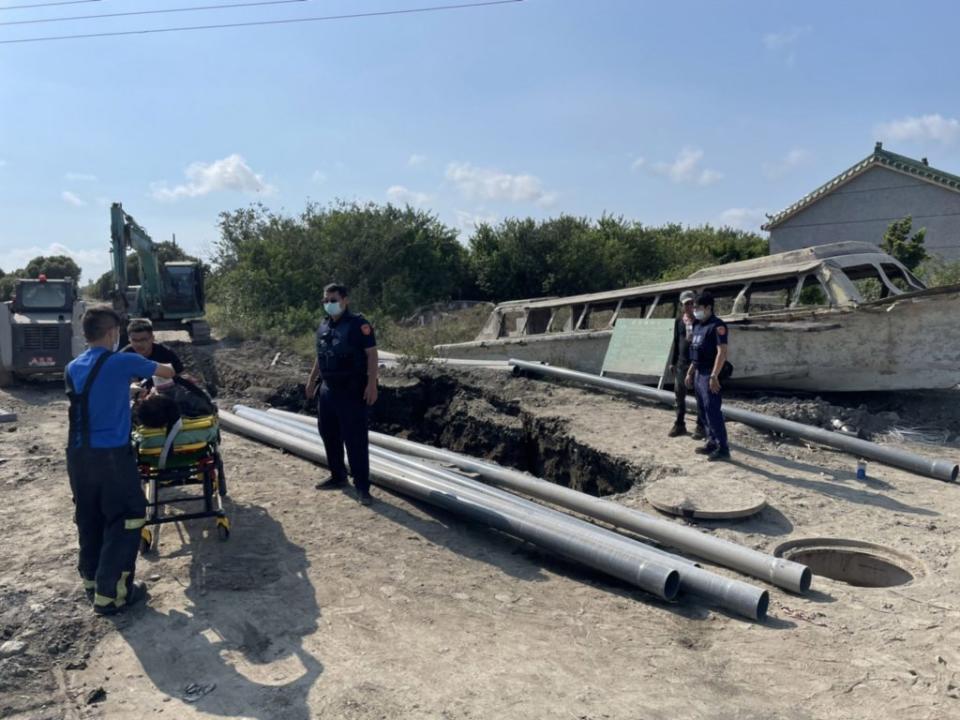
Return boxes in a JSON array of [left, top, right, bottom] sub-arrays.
[[509, 359, 959, 483], [220, 411, 681, 602], [266, 407, 808, 593], [250, 407, 771, 619]]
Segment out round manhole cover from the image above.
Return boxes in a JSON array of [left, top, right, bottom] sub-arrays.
[[645, 476, 766, 520], [774, 538, 922, 588]]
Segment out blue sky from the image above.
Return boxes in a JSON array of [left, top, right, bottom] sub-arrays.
[[1, 0, 958, 281]]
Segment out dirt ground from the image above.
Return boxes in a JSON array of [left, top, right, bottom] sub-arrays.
[[2, 336, 960, 720]]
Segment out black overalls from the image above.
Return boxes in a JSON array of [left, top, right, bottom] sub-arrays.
[[315, 311, 372, 495], [66, 352, 147, 609]]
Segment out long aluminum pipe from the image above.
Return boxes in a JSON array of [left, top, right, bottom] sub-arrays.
[[266, 407, 808, 594], [247, 407, 770, 619], [220, 411, 680, 602], [509, 359, 959, 483]]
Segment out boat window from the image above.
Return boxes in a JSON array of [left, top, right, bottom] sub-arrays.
[[647, 296, 676, 319], [525, 308, 551, 335], [616, 299, 649, 321], [745, 279, 794, 312], [547, 306, 574, 332], [881, 263, 912, 293], [584, 303, 618, 330], [501, 307, 527, 337], [794, 275, 830, 307]]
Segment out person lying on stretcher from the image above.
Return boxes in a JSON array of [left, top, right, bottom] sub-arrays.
[[132, 375, 216, 432]]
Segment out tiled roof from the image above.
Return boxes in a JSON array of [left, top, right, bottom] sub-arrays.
[[762, 142, 960, 230]]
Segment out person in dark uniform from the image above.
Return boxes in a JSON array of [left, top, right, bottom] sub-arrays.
[[305, 283, 379, 505], [684, 292, 730, 461], [65, 307, 176, 615], [668, 290, 706, 438], [122, 318, 184, 392]]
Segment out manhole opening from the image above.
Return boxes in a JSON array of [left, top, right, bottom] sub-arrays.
[[780, 545, 915, 588]]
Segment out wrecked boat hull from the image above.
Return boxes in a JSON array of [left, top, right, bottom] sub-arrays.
[[436, 287, 960, 392]]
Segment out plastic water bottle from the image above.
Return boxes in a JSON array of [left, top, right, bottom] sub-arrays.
[[856, 459, 867, 480]]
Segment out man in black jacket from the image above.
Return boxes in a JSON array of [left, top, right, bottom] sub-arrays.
[[668, 290, 705, 438]]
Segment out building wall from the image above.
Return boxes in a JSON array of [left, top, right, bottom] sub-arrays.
[[768, 166, 960, 259]]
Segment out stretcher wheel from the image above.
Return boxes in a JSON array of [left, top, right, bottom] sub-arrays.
[[139, 528, 154, 555], [215, 455, 228, 497], [216, 517, 230, 541]]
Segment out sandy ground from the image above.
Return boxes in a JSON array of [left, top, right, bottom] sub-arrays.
[[1, 339, 960, 720]]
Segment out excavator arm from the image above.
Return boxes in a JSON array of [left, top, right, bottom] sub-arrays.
[[110, 202, 163, 316]]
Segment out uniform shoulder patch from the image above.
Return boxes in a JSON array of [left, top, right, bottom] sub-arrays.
[[717, 326, 727, 336], [361, 323, 372, 336]]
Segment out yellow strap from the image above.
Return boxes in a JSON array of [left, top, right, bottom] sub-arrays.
[[124, 518, 146, 530]]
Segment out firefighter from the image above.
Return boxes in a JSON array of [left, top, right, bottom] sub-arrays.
[[65, 306, 176, 615]]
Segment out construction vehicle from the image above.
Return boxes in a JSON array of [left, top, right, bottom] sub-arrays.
[[0, 275, 86, 387], [110, 202, 211, 344]]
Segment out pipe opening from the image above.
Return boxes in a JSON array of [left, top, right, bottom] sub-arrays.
[[775, 538, 920, 589]]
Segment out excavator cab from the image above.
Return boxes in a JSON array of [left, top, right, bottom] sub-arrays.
[[162, 262, 205, 315]]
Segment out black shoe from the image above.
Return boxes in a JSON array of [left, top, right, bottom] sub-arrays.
[[667, 423, 687, 438], [93, 582, 147, 616], [315, 475, 347, 490], [357, 491, 373, 507], [694, 444, 718, 455], [691, 427, 706, 440], [707, 447, 731, 462]]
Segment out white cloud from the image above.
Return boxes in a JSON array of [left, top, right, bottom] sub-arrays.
[[717, 208, 768, 232], [0, 242, 105, 280], [763, 26, 811, 66], [61, 191, 86, 207], [386, 185, 432, 207], [454, 209, 499, 233], [630, 156, 646, 171], [652, 147, 723, 186], [311, 170, 327, 183], [446, 162, 556, 206], [65, 172, 97, 182], [151, 154, 274, 201], [763, 148, 810, 179], [408, 153, 427, 167], [876, 114, 960, 145]]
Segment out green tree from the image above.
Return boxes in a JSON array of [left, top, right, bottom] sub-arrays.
[[881, 216, 927, 271], [24, 254, 81, 281]]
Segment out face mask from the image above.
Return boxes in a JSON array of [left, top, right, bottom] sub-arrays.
[[693, 309, 705, 321], [324, 301, 342, 316], [111, 331, 120, 352]]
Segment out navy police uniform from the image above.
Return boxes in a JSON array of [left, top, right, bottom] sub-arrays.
[[65, 348, 156, 611], [315, 310, 376, 495], [689, 315, 729, 453]]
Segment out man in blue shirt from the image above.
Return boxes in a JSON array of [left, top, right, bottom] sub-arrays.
[[684, 292, 731, 461], [65, 307, 175, 615], [305, 283, 379, 506]]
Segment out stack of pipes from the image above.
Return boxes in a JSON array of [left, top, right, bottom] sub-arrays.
[[223, 406, 815, 621]]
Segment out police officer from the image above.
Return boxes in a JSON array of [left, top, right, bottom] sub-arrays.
[[66, 306, 176, 615], [684, 291, 731, 461], [668, 290, 706, 439], [305, 283, 379, 505]]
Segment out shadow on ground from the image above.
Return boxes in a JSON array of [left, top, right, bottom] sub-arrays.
[[114, 501, 323, 720]]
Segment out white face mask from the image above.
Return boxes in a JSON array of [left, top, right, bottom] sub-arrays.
[[693, 309, 705, 321], [111, 330, 120, 352]]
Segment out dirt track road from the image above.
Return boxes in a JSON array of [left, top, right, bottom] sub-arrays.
[[2, 344, 960, 719]]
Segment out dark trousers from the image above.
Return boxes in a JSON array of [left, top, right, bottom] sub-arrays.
[[674, 364, 705, 429], [694, 370, 728, 451], [317, 382, 370, 494], [67, 446, 146, 608]]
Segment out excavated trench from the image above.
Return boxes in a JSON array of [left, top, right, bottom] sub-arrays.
[[187, 342, 657, 497]]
